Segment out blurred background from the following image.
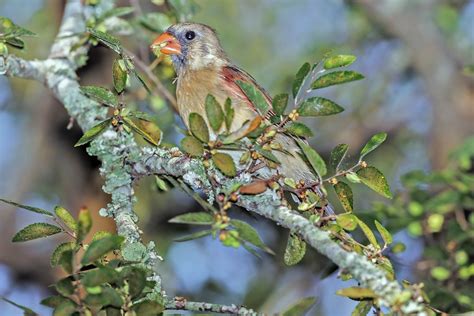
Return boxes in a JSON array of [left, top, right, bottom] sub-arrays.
[[0, 0, 472, 315]]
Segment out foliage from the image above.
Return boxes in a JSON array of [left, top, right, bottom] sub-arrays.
[[372, 138, 474, 313]]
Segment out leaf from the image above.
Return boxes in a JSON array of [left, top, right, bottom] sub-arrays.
[[82, 267, 120, 287], [80, 86, 118, 107], [74, 118, 112, 147], [132, 301, 164, 316], [239, 181, 268, 195], [254, 145, 280, 164], [336, 287, 376, 299], [120, 266, 147, 298], [50, 242, 75, 267], [77, 207, 92, 244], [205, 94, 224, 132], [128, 111, 155, 122], [324, 55, 357, 69], [212, 152, 237, 177], [282, 296, 317, 316], [0, 198, 54, 216], [169, 212, 214, 225], [112, 58, 128, 93], [87, 28, 123, 54], [85, 286, 123, 308], [81, 235, 124, 265], [55, 277, 75, 297], [360, 132, 387, 159], [98, 6, 135, 22], [311, 71, 364, 89], [292, 62, 311, 97], [12, 223, 62, 242], [352, 301, 373, 316], [2, 297, 38, 316], [122, 117, 160, 146], [54, 206, 77, 233], [272, 93, 289, 116], [174, 229, 212, 242], [139, 12, 172, 33], [298, 97, 344, 116], [334, 181, 353, 212], [230, 219, 274, 254], [58, 250, 74, 274], [374, 220, 393, 245], [236, 80, 270, 116], [221, 116, 262, 144], [40, 296, 71, 308], [297, 140, 327, 177], [188, 112, 209, 143], [330, 144, 348, 171], [180, 136, 204, 157], [345, 172, 361, 183], [285, 122, 314, 138], [284, 234, 306, 265], [53, 300, 76, 316], [336, 213, 358, 231], [356, 166, 393, 199], [356, 219, 379, 248], [0, 17, 36, 37], [5, 37, 25, 49], [224, 98, 234, 131]]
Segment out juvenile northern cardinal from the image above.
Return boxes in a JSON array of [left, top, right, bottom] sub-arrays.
[[151, 23, 334, 214]]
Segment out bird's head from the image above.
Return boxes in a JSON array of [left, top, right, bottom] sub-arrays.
[[151, 23, 229, 74]]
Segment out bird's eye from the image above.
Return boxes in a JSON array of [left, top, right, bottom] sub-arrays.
[[185, 31, 196, 41]]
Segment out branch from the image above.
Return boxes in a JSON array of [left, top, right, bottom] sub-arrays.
[[0, 55, 46, 81], [132, 147, 426, 314], [165, 298, 259, 315]]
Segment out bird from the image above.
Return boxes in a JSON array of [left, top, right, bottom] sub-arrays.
[[150, 23, 334, 214]]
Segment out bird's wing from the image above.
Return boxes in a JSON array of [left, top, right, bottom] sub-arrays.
[[220, 65, 275, 119]]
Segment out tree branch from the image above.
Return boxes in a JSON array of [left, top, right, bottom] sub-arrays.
[[165, 298, 259, 315]]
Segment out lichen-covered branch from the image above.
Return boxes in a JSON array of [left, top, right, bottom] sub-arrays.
[[165, 298, 259, 315], [132, 147, 427, 314]]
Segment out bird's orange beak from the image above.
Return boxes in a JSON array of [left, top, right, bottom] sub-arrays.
[[150, 32, 181, 55]]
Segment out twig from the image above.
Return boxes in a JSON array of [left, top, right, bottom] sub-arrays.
[[165, 298, 260, 315]]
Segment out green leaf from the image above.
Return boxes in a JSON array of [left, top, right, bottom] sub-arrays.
[[85, 286, 123, 308], [98, 6, 135, 22], [54, 206, 77, 233], [311, 71, 364, 89], [235, 80, 270, 116], [0, 17, 36, 37], [230, 219, 274, 254], [345, 172, 361, 183], [132, 300, 164, 316], [356, 219, 379, 248], [285, 122, 313, 138], [0, 42, 8, 56], [180, 136, 204, 157], [282, 296, 317, 316], [50, 242, 75, 267], [336, 287, 376, 299], [82, 267, 120, 287], [430, 266, 451, 281], [188, 112, 209, 143], [40, 296, 70, 308], [81, 235, 124, 265], [205, 94, 224, 132], [5, 37, 25, 49], [2, 297, 38, 316], [357, 166, 393, 199], [272, 93, 289, 116], [221, 117, 262, 144], [74, 118, 112, 147], [122, 117, 160, 146], [139, 12, 172, 33], [80, 86, 118, 107], [58, 250, 74, 274], [174, 229, 212, 242], [284, 234, 306, 265], [169, 212, 214, 225], [298, 97, 344, 116], [330, 144, 348, 171], [292, 62, 311, 97], [12, 223, 62, 242], [0, 198, 53, 216], [53, 300, 76, 316], [334, 181, 353, 212], [224, 98, 234, 131], [120, 266, 147, 299], [374, 220, 392, 245], [324, 55, 357, 69], [352, 301, 373, 316], [112, 58, 128, 93], [212, 152, 237, 177], [336, 213, 358, 231], [360, 132, 387, 159], [128, 111, 155, 122], [55, 277, 75, 297], [297, 140, 327, 177], [77, 207, 92, 243], [87, 28, 123, 54]]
